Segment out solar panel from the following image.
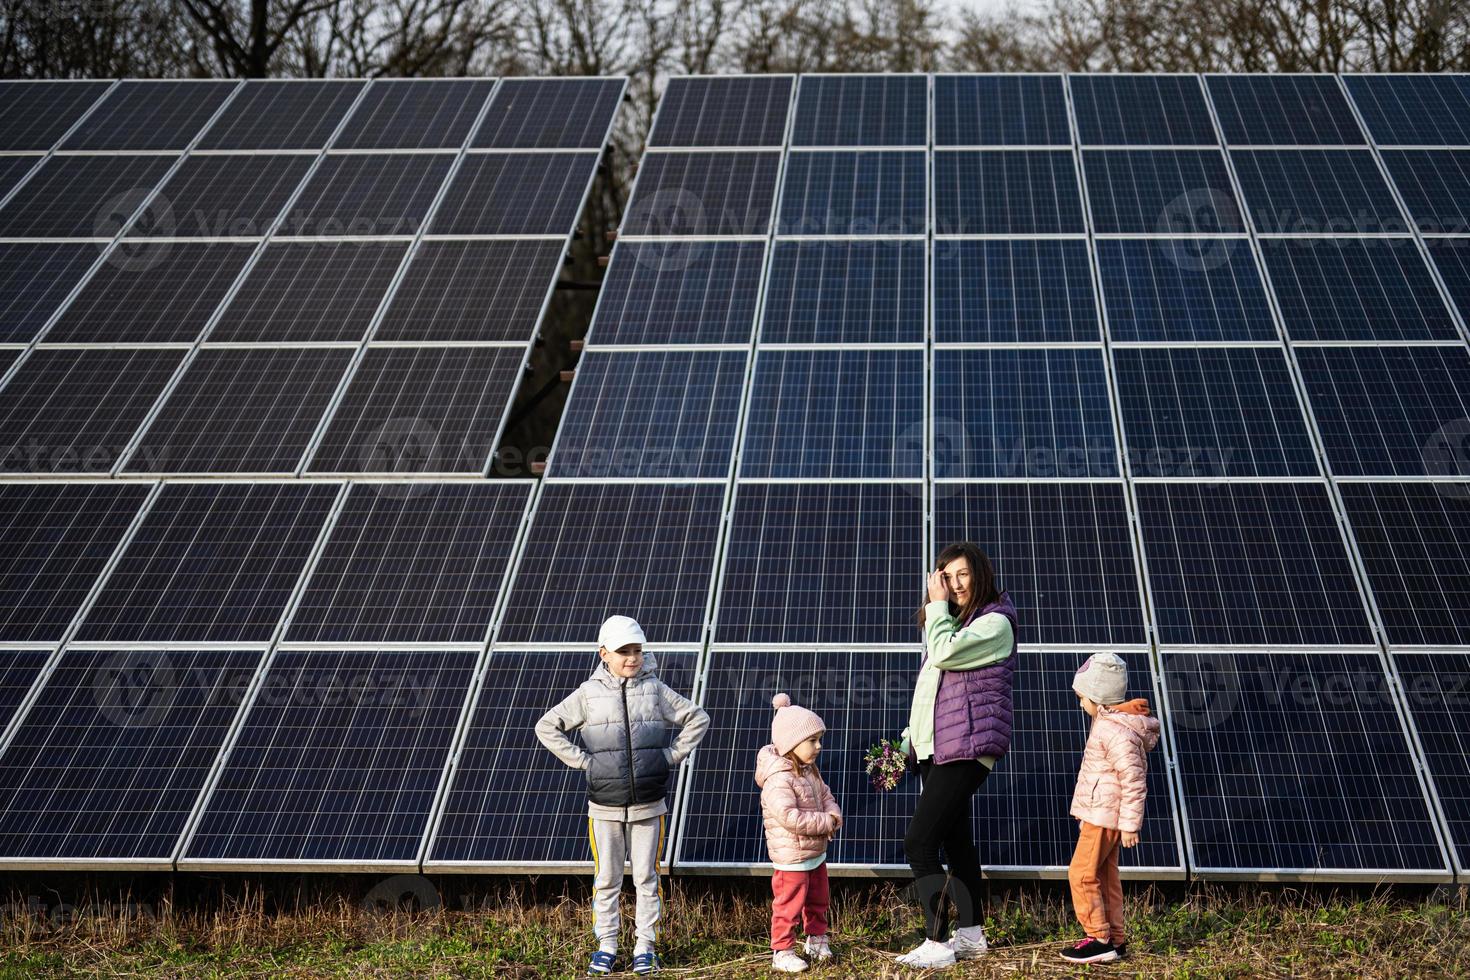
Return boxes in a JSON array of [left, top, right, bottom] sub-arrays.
[[0, 348, 186, 474], [741, 349, 925, 479], [1069, 74, 1218, 145], [0, 651, 48, 731], [75, 482, 338, 645], [474, 78, 623, 149], [44, 241, 256, 344], [182, 649, 474, 865], [60, 80, 237, 151], [430, 153, 598, 235], [126, 347, 354, 474], [0, 243, 100, 343], [1163, 649, 1446, 874], [1295, 344, 1470, 477], [1112, 347, 1318, 477], [715, 482, 923, 645], [278, 154, 453, 238], [1338, 482, 1470, 647], [336, 79, 495, 150], [548, 350, 745, 479], [934, 74, 1070, 147], [586, 240, 764, 346], [0, 156, 38, 199], [1230, 149, 1404, 235], [0, 80, 112, 151], [1341, 74, 1470, 146], [1380, 150, 1470, 235], [1135, 482, 1373, 647], [377, 240, 564, 343], [933, 239, 1099, 343], [1095, 238, 1279, 342], [621, 152, 781, 236], [649, 76, 792, 148], [286, 482, 531, 645], [496, 483, 724, 645], [0, 483, 150, 643], [0, 648, 261, 862], [791, 75, 927, 146], [932, 348, 1118, 479], [1425, 240, 1470, 323], [1206, 75, 1365, 146], [306, 346, 524, 474], [1390, 652, 1470, 870], [761, 240, 925, 343], [0, 155, 175, 238], [427, 649, 695, 864], [1083, 149, 1242, 234], [131, 154, 313, 237], [197, 80, 364, 150], [934, 151, 1085, 234]]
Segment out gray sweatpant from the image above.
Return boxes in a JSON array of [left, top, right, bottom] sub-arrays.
[[589, 814, 665, 953]]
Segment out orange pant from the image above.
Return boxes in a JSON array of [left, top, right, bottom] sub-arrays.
[[1067, 821, 1125, 945]]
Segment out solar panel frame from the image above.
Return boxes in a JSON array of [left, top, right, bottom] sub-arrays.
[[0, 155, 177, 239], [621, 151, 782, 236], [1082, 149, 1244, 235], [933, 239, 1100, 344], [1380, 149, 1470, 235], [583, 240, 765, 347], [1206, 74, 1367, 146], [428, 152, 600, 236], [0, 80, 113, 152], [1388, 650, 1470, 876], [1069, 73, 1219, 146], [334, 79, 496, 151], [0, 650, 50, 735], [761, 240, 926, 344], [196, 80, 366, 151], [275, 153, 455, 239], [933, 150, 1086, 235], [933, 74, 1072, 147], [59, 79, 239, 151], [0, 242, 103, 344], [1230, 148, 1407, 236], [1424, 239, 1470, 325], [472, 77, 625, 150], [0, 157, 41, 203], [124, 154, 314, 238], [790, 74, 928, 147], [1341, 74, 1470, 147], [648, 76, 792, 148], [1095, 238, 1277, 342]]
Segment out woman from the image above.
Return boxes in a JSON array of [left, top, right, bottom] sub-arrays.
[[896, 542, 1017, 970]]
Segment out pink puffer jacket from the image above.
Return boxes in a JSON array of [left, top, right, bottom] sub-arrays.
[[755, 744, 842, 867], [1070, 699, 1161, 833]]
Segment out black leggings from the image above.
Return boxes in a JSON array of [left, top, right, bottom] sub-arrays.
[[904, 758, 991, 940]]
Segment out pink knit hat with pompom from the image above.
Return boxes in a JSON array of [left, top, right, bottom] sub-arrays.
[[770, 692, 826, 756]]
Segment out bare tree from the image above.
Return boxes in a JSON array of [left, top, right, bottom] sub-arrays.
[[173, 0, 343, 75]]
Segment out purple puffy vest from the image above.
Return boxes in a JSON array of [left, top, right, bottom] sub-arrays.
[[929, 591, 1017, 765]]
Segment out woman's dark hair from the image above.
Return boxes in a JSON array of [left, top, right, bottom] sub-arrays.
[[915, 542, 1000, 629]]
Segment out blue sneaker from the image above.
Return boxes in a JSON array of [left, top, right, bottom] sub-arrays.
[[632, 950, 661, 974], [587, 949, 617, 975]]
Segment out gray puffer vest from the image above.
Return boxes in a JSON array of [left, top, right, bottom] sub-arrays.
[[579, 658, 673, 809]]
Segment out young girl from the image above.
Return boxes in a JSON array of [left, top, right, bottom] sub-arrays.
[[756, 693, 843, 974]]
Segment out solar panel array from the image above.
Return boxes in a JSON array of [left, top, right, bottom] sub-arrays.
[[0, 73, 1466, 883]]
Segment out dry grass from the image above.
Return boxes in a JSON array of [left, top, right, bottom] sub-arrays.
[[0, 876, 1465, 978]]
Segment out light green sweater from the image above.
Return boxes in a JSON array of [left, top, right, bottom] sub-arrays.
[[903, 599, 1014, 764]]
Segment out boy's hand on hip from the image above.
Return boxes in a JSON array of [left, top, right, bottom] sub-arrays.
[[1121, 831, 1139, 848]]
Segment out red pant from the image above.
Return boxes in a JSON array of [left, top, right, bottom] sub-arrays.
[[770, 864, 830, 951]]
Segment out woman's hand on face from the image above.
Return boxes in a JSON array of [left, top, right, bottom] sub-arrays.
[[926, 569, 950, 603]]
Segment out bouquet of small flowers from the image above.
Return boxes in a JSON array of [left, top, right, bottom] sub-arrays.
[[864, 737, 908, 792]]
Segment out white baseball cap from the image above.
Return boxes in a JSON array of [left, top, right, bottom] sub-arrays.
[[598, 615, 646, 652]]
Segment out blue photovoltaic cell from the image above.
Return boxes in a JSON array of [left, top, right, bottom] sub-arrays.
[[287, 482, 532, 645], [197, 80, 364, 150], [184, 650, 474, 864], [740, 349, 925, 479], [0, 651, 47, 731], [0, 80, 111, 151], [934, 75, 1071, 147], [1231, 149, 1404, 235], [428, 650, 695, 864], [1206, 74, 1365, 146], [475, 77, 623, 149], [586, 240, 764, 346], [715, 483, 923, 645], [278, 154, 453, 237], [0, 649, 260, 861], [128, 154, 312, 237], [1342, 74, 1470, 146], [1425, 241, 1470, 324], [335, 79, 495, 150], [1391, 652, 1470, 869], [1338, 482, 1470, 647], [649, 76, 791, 148], [75, 482, 339, 645], [761, 240, 925, 344], [934, 151, 1085, 234], [430, 153, 598, 236], [1381, 150, 1470, 235], [497, 483, 724, 645], [1096, 238, 1277, 342], [1296, 344, 1470, 477], [0, 155, 175, 238], [933, 483, 1146, 647], [1069, 74, 1217, 145], [791, 75, 926, 146], [548, 350, 745, 479], [1083, 149, 1242, 234], [778, 151, 926, 236], [0, 483, 150, 643], [933, 240, 1098, 343], [1164, 650, 1446, 874], [60, 80, 236, 150], [376, 239, 565, 343], [1135, 482, 1373, 647], [932, 348, 1117, 480], [1259, 237, 1459, 341], [0, 243, 99, 343], [1113, 347, 1317, 478], [621, 152, 781, 236], [0, 156, 37, 199]]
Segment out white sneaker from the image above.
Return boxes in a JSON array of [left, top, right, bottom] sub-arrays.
[[772, 949, 809, 973], [803, 937, 833, 961], [895, 939, 956, 969], [947, 926, 988, 960]]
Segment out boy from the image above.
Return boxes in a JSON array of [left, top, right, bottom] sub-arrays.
[[535, 615, 709, 976]]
